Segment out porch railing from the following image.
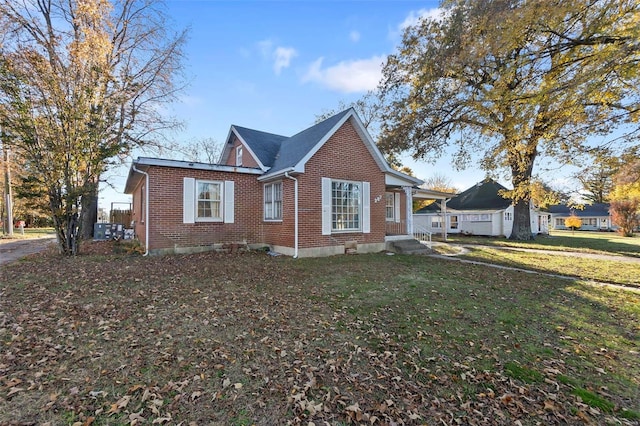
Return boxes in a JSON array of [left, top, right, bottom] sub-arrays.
[[385, 220, 406, 236], [413, 225, 432, 248]]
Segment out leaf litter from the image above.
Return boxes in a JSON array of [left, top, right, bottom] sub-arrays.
[[0, 243, 638, 424]]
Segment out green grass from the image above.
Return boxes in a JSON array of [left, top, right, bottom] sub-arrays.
[[0, 227, 55, 240], [446, 230, 640, 257], [0, 250, 638, 424], [459, 246, 640, 285], [571, 388, 615, 412]]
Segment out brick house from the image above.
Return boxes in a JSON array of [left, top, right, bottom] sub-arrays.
[[124, 108, 445, 257]]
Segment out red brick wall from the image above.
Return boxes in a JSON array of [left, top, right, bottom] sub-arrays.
[[260, 178, 295, 248], [130, 117, 387, 253], [142, 167, 264, 251], [295, 118, 386, 249]]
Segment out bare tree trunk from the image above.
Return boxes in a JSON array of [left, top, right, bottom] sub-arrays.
[[508, 145, 536, 240], [510, 199, 533, 240], [80, 185, 98, 240]]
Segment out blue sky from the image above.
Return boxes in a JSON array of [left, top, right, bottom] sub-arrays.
[[101, 0, 491, 210]]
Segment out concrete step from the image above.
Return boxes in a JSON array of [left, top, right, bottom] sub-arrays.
[[390, 239, 432, 255]]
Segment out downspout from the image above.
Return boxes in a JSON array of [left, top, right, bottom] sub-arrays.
[[284, 172, 299, 258], [131, 164, 149, 256]]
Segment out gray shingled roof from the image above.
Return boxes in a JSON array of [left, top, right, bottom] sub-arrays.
[[231, 109, 353, 173], [415, 179, 511, 213], [547, 203, 610, 217], [269, 109, 352, 172], [232, 126, 287, 168]]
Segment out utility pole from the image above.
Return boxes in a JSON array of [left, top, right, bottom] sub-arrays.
[[2, 132, 13, 236]]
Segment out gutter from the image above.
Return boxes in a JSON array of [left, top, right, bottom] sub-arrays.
[[257, 167, 295, 182], [131, 164, 149, 256], [284, 172, 299, 259]]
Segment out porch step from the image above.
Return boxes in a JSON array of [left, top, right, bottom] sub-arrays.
[[390, 239, 432, 255]]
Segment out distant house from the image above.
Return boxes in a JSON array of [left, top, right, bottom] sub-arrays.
[[413, 179, 548, 237], [548, 203, 614, 231], [124, 108, 449, 257]]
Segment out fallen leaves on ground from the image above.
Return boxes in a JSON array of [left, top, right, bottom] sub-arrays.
[[0, 243, 638, 424]]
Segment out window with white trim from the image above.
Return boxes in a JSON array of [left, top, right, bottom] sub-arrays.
[[504, 211, 513, 221], [332, 180, 361, 231], [385, 193, 395, 221], [555, 218, 564, 227], [431, 218, 442, 228], [464, 213, 491, 222], [197, 180, 223, 221], [264, 182, 283, 221], [235, 146, 243, 166]]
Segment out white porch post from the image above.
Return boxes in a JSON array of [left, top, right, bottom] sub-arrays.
[[404, 186, 413, 236], [442, 199, 448, 242]]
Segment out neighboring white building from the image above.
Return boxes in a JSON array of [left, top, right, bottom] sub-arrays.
[[414, 179, 548, 237], [548, 203, 614, 231]]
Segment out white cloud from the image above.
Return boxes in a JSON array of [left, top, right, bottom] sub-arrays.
[[302, 55, 385, 94], [398, 8, 443, 31], [349, 30, 361, 43], [256, 39, 297, 75], [273, 46, 298, 75]]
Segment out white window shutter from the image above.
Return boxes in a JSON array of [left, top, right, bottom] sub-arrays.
[[321, 177, 332, 235], [183, 177, 195, 224], [224, 181, 235, 223], [362, 181, 370, 234], [394, 192, 401, 223]]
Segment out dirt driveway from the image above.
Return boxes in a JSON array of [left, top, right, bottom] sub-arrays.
[[0, 237, 56, 267]]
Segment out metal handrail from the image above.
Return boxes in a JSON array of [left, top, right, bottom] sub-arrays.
[[413, 225, 432, 248]]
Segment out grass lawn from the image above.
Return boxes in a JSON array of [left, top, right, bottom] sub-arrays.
[[458, 247, 640, 286], [0, 227, 55, 242], [446, 230, 640, 258], [1, 245, 638, 425]]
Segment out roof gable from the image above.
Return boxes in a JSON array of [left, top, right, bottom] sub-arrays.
[[450, 179, 511, 210], [222, 126, 287, 170], [215, 108, 413, 182], [415, 179, 511, 213], [269, 109, 352, 172]]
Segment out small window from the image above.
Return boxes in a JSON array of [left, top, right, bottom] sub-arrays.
[[235, 146, 243, 166], [556, 218, 564, 226], [504, 211, 513, 221], [431, 218, 442, 228], [450, 215, 458, 229], [264, 182, 283, 221], [197, 181, 223, 221], [385, 193, 395, 221]]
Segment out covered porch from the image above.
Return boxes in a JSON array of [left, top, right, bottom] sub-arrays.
[[383, 174, 454, 243]]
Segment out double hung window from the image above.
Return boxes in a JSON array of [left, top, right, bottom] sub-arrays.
[[264, 182, 283, 221]]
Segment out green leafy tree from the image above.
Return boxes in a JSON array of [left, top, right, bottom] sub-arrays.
[[378, 0, 640, 240], [576, 148, 620, 204], [0, 0, 187, 254]]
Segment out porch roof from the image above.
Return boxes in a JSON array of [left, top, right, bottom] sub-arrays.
[[412, 187, 457, 200]]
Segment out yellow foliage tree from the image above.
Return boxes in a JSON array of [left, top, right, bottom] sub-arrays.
[[564, 215, 582, 233]]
